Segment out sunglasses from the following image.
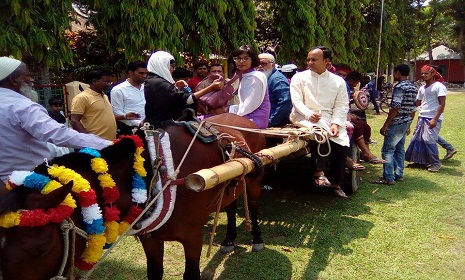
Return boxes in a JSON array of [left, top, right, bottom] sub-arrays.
[[260, 62, 269, 67]]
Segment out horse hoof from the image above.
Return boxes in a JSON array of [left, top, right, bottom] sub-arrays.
[[219, 245, 234, 254], [252, 243, 264, 252]]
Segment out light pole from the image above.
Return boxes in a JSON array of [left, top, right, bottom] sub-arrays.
[[375, 0, 385, 88]]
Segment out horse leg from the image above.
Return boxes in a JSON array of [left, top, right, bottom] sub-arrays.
[[247, 176, 264, 252], [248, 198, 264, 252], [219, 200, 237, 254], [181, 229, 203, 280], [140, 237, 164, 280]]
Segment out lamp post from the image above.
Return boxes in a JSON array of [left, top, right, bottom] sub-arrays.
[[375, 0, 385, 87]]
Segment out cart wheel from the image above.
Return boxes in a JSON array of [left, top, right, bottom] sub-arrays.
[[343, 145, 362, 194]]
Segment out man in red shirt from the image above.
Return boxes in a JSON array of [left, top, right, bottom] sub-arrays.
[[187, 61, 209, 90]]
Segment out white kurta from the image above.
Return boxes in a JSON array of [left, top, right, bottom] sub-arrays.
[[289, 69, 350, 147]]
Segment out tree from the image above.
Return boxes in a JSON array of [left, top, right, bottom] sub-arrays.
[[75, 0, 256, 63], [0, 0, 74, 69], [420, 0, 452, 63], [444, 0, 465, 60]]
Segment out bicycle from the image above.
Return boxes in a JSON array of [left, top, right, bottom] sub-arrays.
[[378, 93, 392, 113], [377, 86, 393, 113]]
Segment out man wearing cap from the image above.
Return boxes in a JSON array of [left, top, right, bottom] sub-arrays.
[[405, 64, 447, 172], [281, 64, 298, 83], [0, 57, 112, 186], [258, 53, 292, 127]]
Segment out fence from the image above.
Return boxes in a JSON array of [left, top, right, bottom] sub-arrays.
[[34, 84, 70, 115]]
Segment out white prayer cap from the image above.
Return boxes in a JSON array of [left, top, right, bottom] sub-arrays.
[[281, 64, 298, 73], [0, 57, 22, 81], [258, 53, 275, 62]]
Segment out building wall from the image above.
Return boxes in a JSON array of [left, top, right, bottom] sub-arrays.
[[415, 59, 465, 84]]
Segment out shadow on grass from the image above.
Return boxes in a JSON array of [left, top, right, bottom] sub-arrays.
[[89, 258, 147, 280], [201, 157, 441, 279]]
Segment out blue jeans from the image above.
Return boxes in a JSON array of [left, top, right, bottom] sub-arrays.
[[437, 136, 454, 151], [369, 90, 380, 114], [382, 122, 411, 182]]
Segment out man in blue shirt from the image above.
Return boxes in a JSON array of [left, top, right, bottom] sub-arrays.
[[372, 64, 417, 185], [366, 77, 381, 114], [258, 53, 292, 127]]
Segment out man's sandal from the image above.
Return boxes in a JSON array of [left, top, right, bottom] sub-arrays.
[[314, 175, 331, 187], [369, 178, 395, 186], [346, 157, 366, 171], [332, 185, 348, 198]]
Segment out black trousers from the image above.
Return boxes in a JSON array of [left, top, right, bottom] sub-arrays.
[[117, 121, 138, 136], [309, 139, 348, 186]]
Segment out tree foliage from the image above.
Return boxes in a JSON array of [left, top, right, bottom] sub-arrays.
[[444, 0, 465, 61], [76, 0, 256, 62], [2, 0, 463, 77], [0, 0, 74, 68]]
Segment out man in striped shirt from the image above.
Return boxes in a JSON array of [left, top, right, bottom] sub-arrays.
[[372, 64, 417, 185]]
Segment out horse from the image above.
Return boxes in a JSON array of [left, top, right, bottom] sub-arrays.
[[0, 113, 266, 280]]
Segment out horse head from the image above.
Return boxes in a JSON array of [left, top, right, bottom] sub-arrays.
[[0, 181, 73, 280]]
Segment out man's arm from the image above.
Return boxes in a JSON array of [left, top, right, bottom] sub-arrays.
[[429, 96, 446, 128], [290, 75, 314, 120], [380, 86, 402, 135], [380, 108, 399, 136], [69, 113, 87, 133], [21, 103, 111, 149], [268, 78, 291, 127]]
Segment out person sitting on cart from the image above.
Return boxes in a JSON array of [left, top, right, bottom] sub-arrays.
[[289, 46, 349, 198], [345, 71, 385, 164]]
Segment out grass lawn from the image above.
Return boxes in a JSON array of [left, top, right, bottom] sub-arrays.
[[91, 91, 465, 280]]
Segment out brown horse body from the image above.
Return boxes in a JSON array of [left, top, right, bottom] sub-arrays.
[[0, 113, 265, 280]]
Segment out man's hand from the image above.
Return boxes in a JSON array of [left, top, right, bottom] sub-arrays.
[[175, 80, 188, 89], [308, 112, 321, 123], [380, 125, 387, 136], [210, 79, 224, 90], [125, 112, 140, 120], [330, 124, 339, 137], [428, 118, 437, 129]]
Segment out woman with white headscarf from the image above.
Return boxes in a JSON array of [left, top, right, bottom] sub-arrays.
[[144, 51, 223, 127]]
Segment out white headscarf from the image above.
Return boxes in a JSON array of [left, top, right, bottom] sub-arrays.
[[147, 51, 175, 84]]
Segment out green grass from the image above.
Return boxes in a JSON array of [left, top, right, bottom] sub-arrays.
[[91, 91, 465, 280]]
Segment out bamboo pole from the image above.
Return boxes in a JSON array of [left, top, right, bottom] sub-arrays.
[[185, 138, 307, 192]]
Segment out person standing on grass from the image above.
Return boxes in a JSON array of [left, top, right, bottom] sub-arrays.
[[370, 64, 417, 185], [405, 65, 447, 172]]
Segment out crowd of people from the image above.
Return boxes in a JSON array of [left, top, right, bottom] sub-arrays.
[[0, 45, 458, 196]]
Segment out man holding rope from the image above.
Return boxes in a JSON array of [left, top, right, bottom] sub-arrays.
[[289, 46, 349, 197]]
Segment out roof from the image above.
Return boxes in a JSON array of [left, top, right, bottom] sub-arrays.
[[416, 45, 461, 60]]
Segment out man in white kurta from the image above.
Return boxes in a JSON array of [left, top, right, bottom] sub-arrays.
[[290, 46, 349, 197]]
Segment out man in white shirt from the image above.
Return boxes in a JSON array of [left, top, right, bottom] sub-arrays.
[[405, 65, 447, 172], [289, 46, 350, 197], [111, 61, 148, 135], [0, 57, 111, 186]]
